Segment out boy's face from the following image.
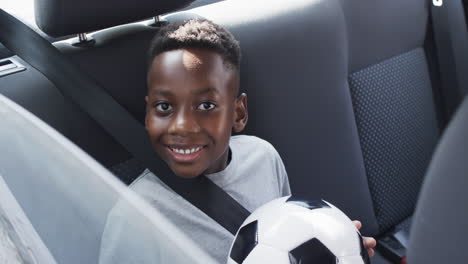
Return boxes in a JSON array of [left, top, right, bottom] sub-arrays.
[[146, 48, 247, 178]]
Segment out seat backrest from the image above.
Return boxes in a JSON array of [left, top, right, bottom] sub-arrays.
[[340, 0, 441, 233], [408, 96, 468, 264]]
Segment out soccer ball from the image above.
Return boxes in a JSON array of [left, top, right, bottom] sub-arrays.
[[227, 196, 370, 264]]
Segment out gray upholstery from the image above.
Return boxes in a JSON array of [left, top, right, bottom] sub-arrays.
[[34, 0, 194, 37], [342, 0, 440, 234], [182, 0, 225, 10], [340, 0, 428, 72], [55, 24, 159, 124], [408, 96, 468, 264], [349, 48, 439, 232], [0, 43, 13, 59]]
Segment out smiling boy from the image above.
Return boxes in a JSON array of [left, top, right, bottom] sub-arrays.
[[99, 19, 375, 263], [145, 41, 248, 179]]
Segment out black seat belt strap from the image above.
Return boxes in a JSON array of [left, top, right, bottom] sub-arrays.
[[377, 216, 413, 264], [0, 9, 249, 235], [430, 0, 468, 118]]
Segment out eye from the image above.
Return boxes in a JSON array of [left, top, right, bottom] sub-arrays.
[[197, 102, 216, 111], [155, 103, 173, 113]]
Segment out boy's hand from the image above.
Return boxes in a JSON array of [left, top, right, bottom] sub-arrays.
[[353, 220, 377, 257]]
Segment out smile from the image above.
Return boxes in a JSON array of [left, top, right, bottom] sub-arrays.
[[170, 146, 203, 155], [166, 145, 206, 163]]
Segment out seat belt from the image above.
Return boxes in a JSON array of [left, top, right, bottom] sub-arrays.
[[430, 0, 468, 119], [377, 217, 412, 264], [0, 9, 249, 235]]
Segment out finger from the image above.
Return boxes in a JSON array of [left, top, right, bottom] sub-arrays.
[[367, 248, 375, 257], [363, 237, 377, 248], [353, 220, 362, 230]]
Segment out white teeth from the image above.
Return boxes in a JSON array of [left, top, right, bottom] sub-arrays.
[[171, 147, 203, 155]]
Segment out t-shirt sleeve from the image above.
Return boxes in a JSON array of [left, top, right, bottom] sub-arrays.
[[264, 140, 291, 197]]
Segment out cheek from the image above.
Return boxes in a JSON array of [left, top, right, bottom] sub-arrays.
[[146, 115, 167, 138], [200, 110, 234, 139]]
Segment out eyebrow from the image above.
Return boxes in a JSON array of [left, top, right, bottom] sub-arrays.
[[148, 87, 220, 97], [149, 89, 172, 97]]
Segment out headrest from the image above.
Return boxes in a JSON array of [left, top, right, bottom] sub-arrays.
[[34, 0, 195, 37]]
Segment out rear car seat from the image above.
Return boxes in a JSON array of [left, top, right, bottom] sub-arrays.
[[0, 0, 445, 263], [340, 0, 440, 248]]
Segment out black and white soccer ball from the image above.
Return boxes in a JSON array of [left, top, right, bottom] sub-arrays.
[[227, 196, 370, 264]]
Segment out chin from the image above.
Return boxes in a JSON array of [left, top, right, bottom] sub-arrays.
[[171, 166, 204, 179]]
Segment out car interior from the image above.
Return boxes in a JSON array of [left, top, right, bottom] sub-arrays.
[[0, 0, 467, 263]]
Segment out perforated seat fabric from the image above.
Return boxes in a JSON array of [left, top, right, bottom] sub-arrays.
[[341, 0, 440, 234], [349, 48, 439, 232]]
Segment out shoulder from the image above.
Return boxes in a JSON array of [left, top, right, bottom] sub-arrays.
[[128, 169, 168, 198], [228, 135, 290, 198], [230, 135, 279, 154], [230, 135, 283, 165]]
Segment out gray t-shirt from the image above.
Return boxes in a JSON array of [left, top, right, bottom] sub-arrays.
[[99, 135, 290, 263]]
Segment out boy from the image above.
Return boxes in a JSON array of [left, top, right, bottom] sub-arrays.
[[100, 19, 375, 263]]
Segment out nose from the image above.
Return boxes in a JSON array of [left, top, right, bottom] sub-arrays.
[[168, 108, 201, 136]]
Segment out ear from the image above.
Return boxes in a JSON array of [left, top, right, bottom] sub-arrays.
[[233, 93, 248, 133], [144, 96, 149, 129]]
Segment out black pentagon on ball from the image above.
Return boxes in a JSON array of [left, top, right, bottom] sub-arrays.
[[357, 232, 370, 264], [230, 220, 258, 263], [288, 237, 337, 264], [286, 196, 331, 210]]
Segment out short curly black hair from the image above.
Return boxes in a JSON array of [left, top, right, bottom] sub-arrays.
[[148, 19, 241, 70]]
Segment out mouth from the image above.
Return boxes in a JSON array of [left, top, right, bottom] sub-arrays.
[[165, 145, 207, 163]]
